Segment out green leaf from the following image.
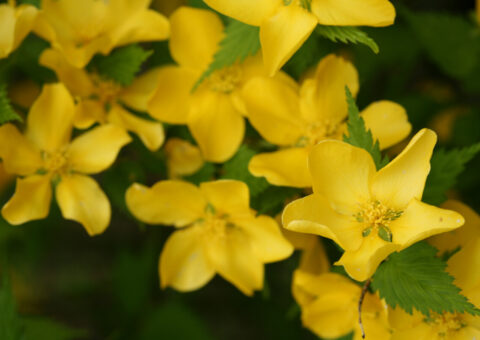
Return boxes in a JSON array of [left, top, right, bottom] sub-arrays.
[[423, 143, 480, 206], [89, 45, 153, 86], [0, 84, 22, 125], [372, 242, 480, 317], [342, 87, 388, 170], [251, 186, 301, 216], [22, 318, 87, 340], [18, 0, 41, 8], [0, 274, 22, 340], [315, 25, 379, 54], [193, 20, 260, 90], [183, 162, 216, 186]]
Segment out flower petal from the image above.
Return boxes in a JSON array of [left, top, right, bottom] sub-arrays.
[[169, 6, 224, 70], [56, 174, 110, 235], [188, 92, 245, 163], [203, 0, 282, 26], [260, 4, 317, 76], [371, 128, 437, 209], [108, 105, 164, 151], [0, 5, 15, 58], [12, 5, 38, 51], [249, 148, 310, 188], [2, 175, 51, 225], [67, 124, 131, 174], [311, 0, 395, 27], [125, 180, 206, 227], [113, 9, 169, 46], [74, 99, 106, 129], [164, 138, 204, 178], [199, 180, 250, 216], [160, 225, 215, 292], [361, 101, 411, 150], [447, 238, 480, 293], [309, 140, 375, 214], [26, 83, 75, 153], [120, 67, 162, 112]]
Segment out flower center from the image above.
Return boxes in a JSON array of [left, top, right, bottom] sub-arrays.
[[200, 203, 234, 239], [426, 312, 465, 337], [354, 200, 402, 242], [41, 150, 69, 175], [207, 66, 242, 94], [283, 0, 311, 10], [296, 120, 340, 147], [90, 73, 122, 111]]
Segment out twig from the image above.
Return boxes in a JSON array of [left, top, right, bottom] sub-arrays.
[[358, 278, 372, 339]]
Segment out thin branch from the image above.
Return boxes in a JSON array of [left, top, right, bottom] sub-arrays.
[[358, 278, 372, 339]]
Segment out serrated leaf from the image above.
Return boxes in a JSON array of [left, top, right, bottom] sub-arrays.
[[0, 84, 22, 125], [342, 87, 388, 170], [372, 242, 480, 317], [315, 25, 379, 54], [423, 143, 480, 206], [89, 45, 153, 86], [193, 20, 260, 90]]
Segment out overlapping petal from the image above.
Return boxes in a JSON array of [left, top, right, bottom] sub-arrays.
[[120, 68, 162, 112], [203, 0, 282, 26], [199, 180, 250, 216]]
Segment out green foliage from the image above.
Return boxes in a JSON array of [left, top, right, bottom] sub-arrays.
[[372, 242, 480, 317], [193, 20, 260, 90], [343, 87, 388, 170], [251, 186, 301, 216], [315, 25, 379, 54], [0, 84, 22, 125], [423, 143, 480, 206], [184, 163, 216, 185], [0, 274, 22, 340], [18, 0, 41, 7], [13, 35, 56, 84], [90, 45, 153, 86], [22, 318, 87, 340]]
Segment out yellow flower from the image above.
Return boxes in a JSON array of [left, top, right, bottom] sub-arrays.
[[204, 0, 395, 75], [244, 54, 411, 188], [389, 239, 480, 339], [283, 128, 465, 281], [39, 49, 164, 151], [148, 6, 295, 162], [164, 138, 204, 179], [0, 83, 131, 235], [0, 0, 37, 59], [126, 179, 293, 295], [34, 0, 169, 68]]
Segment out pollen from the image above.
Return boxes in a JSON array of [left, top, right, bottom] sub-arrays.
[[354, 200, 402, 242], [90, 73, 122, 111], [200, 203, 233, 239], [297, 120, 341, 147], [41, 150, 69, 175], [426, 312, 465, 337], [207, 66, 242, 94]]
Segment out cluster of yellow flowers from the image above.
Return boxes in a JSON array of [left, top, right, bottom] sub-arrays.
[[1, 0, 479, 339]]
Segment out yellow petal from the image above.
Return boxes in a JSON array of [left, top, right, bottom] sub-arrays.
[[248, 148, 311, 188], [371, 128, 437, 209], [309, 140, 375, 214], [390, 198, 464, 249], [390, 323, 437, 340], [299, 54, 359, 124], [67, 124, 131, 174], [204, 226, 264, 295], [125, 180, 206, 227], [74, 99, 106, 129], [0, 5, 15, 58], [203, 0, 282, 26], [297, 237, 330, 274], [242, 77, 304, 146], [2, 175, 52, 224], [337, 235, 401, 282], [164, 138, 204, 178], [283, 193, 360, 251], [160, 225, 215, 292], [56, 174, 110, 235], [0, 124, 42, 176], [120, 67, 162, 112], [451, 327, 480, 340], [447, 238, 480, 293], [26, 83, 75, 153], [260, 4, 317, 75], [233, 215, 293, 262], [12, 5, 38, 52], [147, 65, 198, 124], [55, 36, 113, 68], [107, 105, 164, 151], [311, 0, 395, 27], [188, 92, 244, 163], [199, 180, 250, 216], [169, 6, 224, 70]]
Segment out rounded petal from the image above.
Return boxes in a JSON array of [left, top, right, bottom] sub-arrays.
[[248, 148, 311, 188], [283, 193, 361, 251], [390, 198, 464, 249], [390, 323, 437, 340], [169, 7, 224, 70], [147, 65, 198, 124], [56, 174, 110, 235], [67, 124, 131, 174], [164, 138, 204, 178], [297, 237, 330, 274], [74, 99, 106, 129], [160, 226, 215, 292], [12, 5, 38, 51], [203, 0, 282, 26], [113, 9, 169, 46], [188, 92, 245, 163], [125, 181, 206, 227], [361, 101, 411, 150], [0, 5, 15, 58], [54, 36, 112, 69], [260, 4, 317, 76], [199, 180, 250, 216], [242, 77, 304, 146], [451, 327, 480, 340], [311, 0, 395, 27], [2, 175, 52, 225], [371, 128, 437, 209], [120, 67, 162, 112], [26, 83, 75, 153], [309, 140, 375, 214], [107, 105, 164, 151], [447, 238, 480, 293]]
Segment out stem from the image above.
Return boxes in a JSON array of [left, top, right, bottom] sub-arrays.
[[358, 278, 372, 339]]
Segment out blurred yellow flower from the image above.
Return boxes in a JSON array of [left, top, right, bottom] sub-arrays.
[[204, 0, 395, 75], [34, 0, 169, 68], [283, 128, 464, 281], [0, 83, 131, 235], [0, 0, 37, 59], [164, 138, 204, 178], [40, 49, 164, 151], [244, 54, 411, 188], [126, 179, 293, 295], [148, 6, 295, 162]]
